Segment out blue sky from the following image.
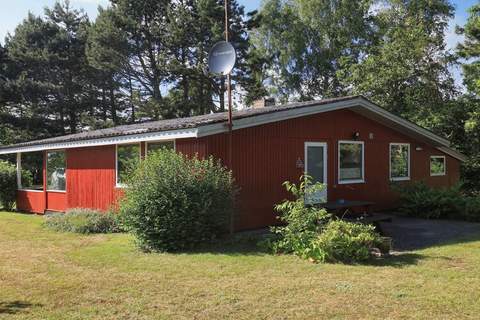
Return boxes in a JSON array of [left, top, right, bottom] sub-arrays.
[[0, 0, 476, 85]]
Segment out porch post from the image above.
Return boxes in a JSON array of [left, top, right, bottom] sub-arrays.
[[16, 153, 22, 189]]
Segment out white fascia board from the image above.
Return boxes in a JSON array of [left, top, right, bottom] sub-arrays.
[[436, 146, 467, 162], [358, 99, 451, 147], [0, 127, 198, 155], [197, 98, 359, 137]]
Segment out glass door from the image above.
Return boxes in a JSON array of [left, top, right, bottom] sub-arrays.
[[304, 142, 328, 204]]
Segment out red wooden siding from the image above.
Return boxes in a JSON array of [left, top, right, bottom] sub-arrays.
[[203, 109, 461, 230], [46, 192, 67, 212], [15, 108, 461, 231], [16, 190, 45, 213], [66, 146, 117, 211]]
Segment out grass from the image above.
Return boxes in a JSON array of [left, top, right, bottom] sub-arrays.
[[1, 212, 480, 319]]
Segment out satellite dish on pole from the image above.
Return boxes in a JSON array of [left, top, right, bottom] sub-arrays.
[[208, 41, 236, 75]]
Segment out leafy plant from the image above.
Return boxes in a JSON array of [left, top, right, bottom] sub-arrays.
[[312, 220, 382, 263], [44, 208, 123, 234], [262, 176, 330, 257], [0, 161, 19, 211], [119, 149, 238, 252], [394, 182, 480, 221]]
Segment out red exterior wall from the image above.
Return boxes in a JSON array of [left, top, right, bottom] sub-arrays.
[[17, 190, 44, 213], [16, 108, 461, 231], [66, 146, 117, 211], [202, 109, 461, 230]]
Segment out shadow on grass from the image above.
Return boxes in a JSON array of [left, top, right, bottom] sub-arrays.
[[0, 301, 42, 315], [186, 235, 269, 257]]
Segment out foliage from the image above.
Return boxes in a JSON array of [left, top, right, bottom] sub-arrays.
[[119, 149, 237, 252], [263, 176, 382, 263], [0, 161, 17, 211], [253, 0, 374, 101], [265, 176, 331, 256], [44, 208, 123, 234], [394, 182, 480, 221], [344, 0, 456, 129], [312, 220, 382, 263], [457, 4, 480, 97]]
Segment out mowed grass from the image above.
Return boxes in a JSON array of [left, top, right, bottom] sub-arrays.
[[1, 212, 480, 319]]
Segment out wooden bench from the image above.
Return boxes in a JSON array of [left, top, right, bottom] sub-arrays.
[[320, 200, 375, 217], [318, 200, 393, 234]]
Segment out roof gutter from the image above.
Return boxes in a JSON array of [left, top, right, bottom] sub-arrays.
[[0, 127, 198, 155]]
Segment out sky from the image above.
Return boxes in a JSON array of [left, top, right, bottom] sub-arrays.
[[0, 0, 476, 86]]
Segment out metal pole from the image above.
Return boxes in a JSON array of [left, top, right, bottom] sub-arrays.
[[225, 0, 234, 234]]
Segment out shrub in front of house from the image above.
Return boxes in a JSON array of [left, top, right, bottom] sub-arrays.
[[312, 220, 382, 263], [44, 208, 122, 234], [119, 149, 237, 252], [262, 176, 382, 263], [394, 182, 480, 221]]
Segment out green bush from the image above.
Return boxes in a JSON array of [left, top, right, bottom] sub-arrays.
[[263, 176, 383, 263], [394, 182, 465, 219], [0, 160, 17, 211], [119, 149, 237, 252], [44, 208, 122, 234], [265, 176, 331, 257], [394, 182, 480, 221], [312, 220, 382, 263]]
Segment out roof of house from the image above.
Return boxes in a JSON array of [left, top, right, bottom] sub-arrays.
[[0, 95, 467, 161]]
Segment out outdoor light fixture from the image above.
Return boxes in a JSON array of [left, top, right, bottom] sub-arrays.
[[353, 131, 360, 140], [416, 146, 423, 151]]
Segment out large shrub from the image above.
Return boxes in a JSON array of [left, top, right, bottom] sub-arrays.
[[0, 160, 18, 211], [119, 149, 237, 252], [44, 208, 122, 234], [394, 182, 480, 221]]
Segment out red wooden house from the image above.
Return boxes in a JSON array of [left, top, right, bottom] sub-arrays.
[[0, 96, 466, 230]]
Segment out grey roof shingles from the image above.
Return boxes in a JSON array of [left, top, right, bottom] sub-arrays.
[[0, 95, 358, 151]]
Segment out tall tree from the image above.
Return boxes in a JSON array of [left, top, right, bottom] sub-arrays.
[[344, 0, 456, 129], [5, 1, 93, 134], [252, 0, 374, 101]]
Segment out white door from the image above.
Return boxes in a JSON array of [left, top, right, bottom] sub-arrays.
[[304, 142, 328, 203]]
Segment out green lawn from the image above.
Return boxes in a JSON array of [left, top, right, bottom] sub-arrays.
[[1, 212, 480, 319]]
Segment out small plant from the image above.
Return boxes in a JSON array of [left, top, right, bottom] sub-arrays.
[[312, 220, 382, 263], [119, 149, 238, 252], [44, 208, 122, 234]]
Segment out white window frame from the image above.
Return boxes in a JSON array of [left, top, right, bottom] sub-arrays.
[[16, 152, 45, 192], [338, 140, 365, 184], [46, 149, 67, 193], [430, 155, 446, 176], [389, 143, 411, 181], [115, 143, 141, 188], [145, 140, 176, 158]]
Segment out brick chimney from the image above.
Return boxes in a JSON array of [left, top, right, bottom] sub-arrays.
[[252, 97, 275, 109]]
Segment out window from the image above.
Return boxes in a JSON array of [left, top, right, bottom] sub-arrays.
[[430, 156, 446, 176], [19, 152, 44, 190], [147, 141, 174, 156], [116, 144, 140, 186], [46, 151, 66, 191], [390, 143, 410, 181], [338, 141, 364, 184]]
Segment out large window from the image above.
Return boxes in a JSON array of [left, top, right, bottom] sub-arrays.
[[147, 141, 174, 156], [19, 152, 44, 190], [116, 144, 140, 186], [46, 151, 66, 191], [430, 156, 446, 176], [390, 143, 410, 181], [338, 141, 364, 184]]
